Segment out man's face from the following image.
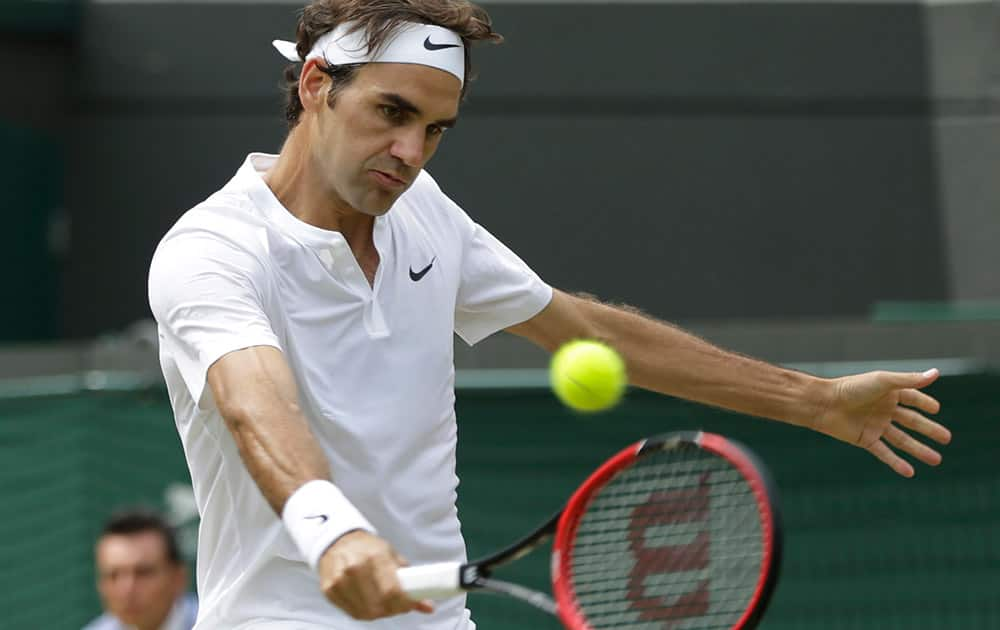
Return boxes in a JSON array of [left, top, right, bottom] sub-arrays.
[[95, 532, 186, 628], [303, 61, 462, 216]]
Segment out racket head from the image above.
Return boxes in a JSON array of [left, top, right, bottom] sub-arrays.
[[552, 431, 782, 630]]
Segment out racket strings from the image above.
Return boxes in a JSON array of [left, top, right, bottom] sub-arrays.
[[566, 444, 765, 629]]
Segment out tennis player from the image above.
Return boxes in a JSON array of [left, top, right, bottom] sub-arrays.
[[147, 0, 952, 627]]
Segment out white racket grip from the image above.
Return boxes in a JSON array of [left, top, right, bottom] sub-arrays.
[[396, 562, 464, 600]]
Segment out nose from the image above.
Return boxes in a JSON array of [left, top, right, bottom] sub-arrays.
[[110, 573, 138, 599], [389, 127, 425, 168]]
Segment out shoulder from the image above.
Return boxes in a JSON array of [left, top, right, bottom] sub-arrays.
[[148, 197, 274, 315], [159, 190, 270, 255], [397, 170, 474, 233], [180, 592, 199, 625], [81, 613, 124, 630], [151, 193, 272, 279]]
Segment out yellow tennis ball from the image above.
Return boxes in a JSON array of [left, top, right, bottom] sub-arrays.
[[550, 340, 627, 413]]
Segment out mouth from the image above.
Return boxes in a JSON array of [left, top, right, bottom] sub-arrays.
[[369, 169, 408, 190]]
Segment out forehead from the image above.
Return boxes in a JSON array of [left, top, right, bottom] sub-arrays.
[[350, 62, 461, 116], [96, 531, 169, 566]]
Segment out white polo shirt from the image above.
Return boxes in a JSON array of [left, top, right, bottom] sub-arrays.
[[148, 153, 552, 630]]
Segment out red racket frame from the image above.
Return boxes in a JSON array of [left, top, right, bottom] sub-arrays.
[[551, 431, 782, 630]]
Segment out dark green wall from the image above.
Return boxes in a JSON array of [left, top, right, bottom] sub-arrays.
[[0, 125, 61, 341], [62, 0, 999, 337], [0, 0, 77, 33], [3, 1, 998, 339], [1, 375, 996, 628], [0, 0, 77, 341]]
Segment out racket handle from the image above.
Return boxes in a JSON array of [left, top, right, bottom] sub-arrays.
[[397, 562, 464, 600]]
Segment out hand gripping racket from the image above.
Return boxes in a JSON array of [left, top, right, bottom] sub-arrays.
[[396, 431, 782, 629]]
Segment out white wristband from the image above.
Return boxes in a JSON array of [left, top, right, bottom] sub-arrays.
[[282, 480, 377, 570]]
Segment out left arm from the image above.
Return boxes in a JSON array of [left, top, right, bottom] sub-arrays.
[[507, 290, 951, 477]]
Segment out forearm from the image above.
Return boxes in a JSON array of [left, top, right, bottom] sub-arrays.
[[209, 347, 331, 514], [226, 398, 330, 514], [580, 298, 831, 428], [514, 290, 948, 477], [210, 346, 379, 571]]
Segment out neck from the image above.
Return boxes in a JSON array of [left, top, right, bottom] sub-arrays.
[[134, 604, 173, 630], [263, 127, 375, 244]]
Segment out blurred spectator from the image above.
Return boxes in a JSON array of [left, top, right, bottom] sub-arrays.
[[83, 509, 197, 630]]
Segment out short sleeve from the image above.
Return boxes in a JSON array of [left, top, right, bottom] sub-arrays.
[[148, 231, 282, 405], [454, 220, 553, 346]]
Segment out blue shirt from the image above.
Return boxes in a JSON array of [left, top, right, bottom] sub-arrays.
[[82, 593, 197, 630]]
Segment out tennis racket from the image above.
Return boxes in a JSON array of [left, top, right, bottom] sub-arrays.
[[396, 431, 782, 629]]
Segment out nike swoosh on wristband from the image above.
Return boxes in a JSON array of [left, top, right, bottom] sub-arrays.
[[409, 258, 435, 281], [423, 36, 461, 51], [304, 514, 329, 524]]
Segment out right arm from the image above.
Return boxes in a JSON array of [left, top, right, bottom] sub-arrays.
[[207, 345, 327, 512], [149, 228, 427, 620], [206, 345, 433, 620]]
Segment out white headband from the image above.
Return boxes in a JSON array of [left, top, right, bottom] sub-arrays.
[[273, 21, 465, 86]]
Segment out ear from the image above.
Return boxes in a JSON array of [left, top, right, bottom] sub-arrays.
[[298, 59, 330, 114]]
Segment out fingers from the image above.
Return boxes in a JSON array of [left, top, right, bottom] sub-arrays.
[[870, 419, 947, 477], [894, 406, 952, 445], [883, 368, 940, 389], [390, 554, 434, 614], [319, 533, 433, 620], [828, 368, 949, 477], [370, 559, 428, 618], [884, 424, 942, 467], [327, 560, 430, 619], [867, 439, 915, 478], [414, 600, 435, 614], [898, 388, 941, 415], [326, 566, 373, 618]]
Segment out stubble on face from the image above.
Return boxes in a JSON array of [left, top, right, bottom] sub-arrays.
[[309, 63, 461, 218]]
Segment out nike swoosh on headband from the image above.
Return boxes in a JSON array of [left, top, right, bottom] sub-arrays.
[[272, 21, 465, 85], [423, 36, 461, 51]]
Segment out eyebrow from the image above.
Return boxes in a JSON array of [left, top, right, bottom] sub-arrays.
[[381, 92, 458, 129]]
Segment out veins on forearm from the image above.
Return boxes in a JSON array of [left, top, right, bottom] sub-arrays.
[[574, 293, 821, 427], [226, 401, 330, 514]]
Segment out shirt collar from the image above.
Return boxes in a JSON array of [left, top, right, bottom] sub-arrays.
[[236, 152, 388, 251]]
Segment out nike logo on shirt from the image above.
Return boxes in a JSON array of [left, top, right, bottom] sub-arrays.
[[410, 258, 435, 281]]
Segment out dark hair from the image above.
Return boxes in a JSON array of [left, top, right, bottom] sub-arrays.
[[99, 509, 183, 565], [282, 0, 502, 128]]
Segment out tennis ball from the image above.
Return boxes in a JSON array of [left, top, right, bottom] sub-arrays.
[[549, 340, 627, 413]]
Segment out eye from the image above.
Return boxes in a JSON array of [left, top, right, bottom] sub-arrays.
[[427, 125, 445, 138], [378, 104, 404, 123], [135, 565, 158, 578]]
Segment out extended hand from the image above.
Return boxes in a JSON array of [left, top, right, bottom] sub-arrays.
[[318, 530, 434, 620], [812, 368, 951, 477]]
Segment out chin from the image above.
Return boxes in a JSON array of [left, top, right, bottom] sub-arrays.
[[114, 612, 142, 625], [360, 194, 402, 216]]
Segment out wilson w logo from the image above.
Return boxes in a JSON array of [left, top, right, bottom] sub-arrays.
[[626, 472, 712, 627]]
